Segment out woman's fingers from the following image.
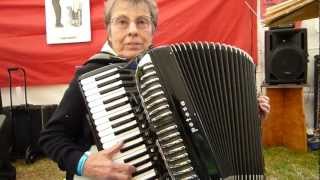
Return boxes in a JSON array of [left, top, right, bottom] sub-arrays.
[[258, 95, 270, 120], [111, 162, 136, 174], [83, 142, 135, 179], [102, 141, 124, 157]]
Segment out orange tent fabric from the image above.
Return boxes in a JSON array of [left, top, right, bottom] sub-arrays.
[[0, 0, 257, 86]]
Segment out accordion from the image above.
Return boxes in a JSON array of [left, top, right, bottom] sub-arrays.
[[78, 42, 264, 179]]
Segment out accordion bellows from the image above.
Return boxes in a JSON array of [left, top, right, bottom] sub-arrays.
[[79, 42, 264, 180], [136, 42, 264, 179]]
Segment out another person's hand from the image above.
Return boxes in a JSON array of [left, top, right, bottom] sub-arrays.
[[83, 142, 135, 180], [258, 95, 270, 120]]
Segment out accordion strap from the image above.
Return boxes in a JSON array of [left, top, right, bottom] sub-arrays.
[[85, 51, 127, 65]]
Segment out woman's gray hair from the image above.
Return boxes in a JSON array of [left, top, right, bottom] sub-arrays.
[[104, 0, 158, 31]]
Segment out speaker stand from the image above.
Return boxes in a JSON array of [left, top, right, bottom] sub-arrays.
[[261, 84, 307, 152]]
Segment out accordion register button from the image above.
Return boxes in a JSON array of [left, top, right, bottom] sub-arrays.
[[162, 139, 183, 148], [140, 71, 156, 82], [149, 105, 169, 116], [172, 167, 194, 176], [142, 63, 154, 71], [146, 98, 167, 109], [156, 125, 178, 136], [144, 91, 164, 103], [150, 111, 172, 122], [141, 84, 161, 97], [140, 77, 159, 89], [164, 146, 186, 156], [158, 132, 180, 142], [168, 160, 191, 169], [167, 153, 188, 162]]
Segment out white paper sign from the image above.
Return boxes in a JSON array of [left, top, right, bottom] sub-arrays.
[[45, 0, 91, 44]]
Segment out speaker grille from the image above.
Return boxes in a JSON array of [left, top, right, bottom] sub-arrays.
[[271, 46, 306, 80]]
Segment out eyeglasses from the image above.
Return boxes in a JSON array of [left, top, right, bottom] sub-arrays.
[[110, 16, 152, 30]]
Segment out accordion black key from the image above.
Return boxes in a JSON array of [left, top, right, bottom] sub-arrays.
[[79, 42, 264, 179]]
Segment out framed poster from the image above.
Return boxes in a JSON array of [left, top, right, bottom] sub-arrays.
[[45, 0, 91, 44]]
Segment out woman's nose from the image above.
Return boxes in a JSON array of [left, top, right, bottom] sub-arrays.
[[128, 22, 138, 34]]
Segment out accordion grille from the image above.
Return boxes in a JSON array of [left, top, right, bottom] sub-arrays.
[[138, 62, 199, 179], [137, 42, 264, 179]]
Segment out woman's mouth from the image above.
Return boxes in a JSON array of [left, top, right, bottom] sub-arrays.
[[125, 43, 143, 50]]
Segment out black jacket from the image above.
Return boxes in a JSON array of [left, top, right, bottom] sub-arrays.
[[39, 52, 128, 179]]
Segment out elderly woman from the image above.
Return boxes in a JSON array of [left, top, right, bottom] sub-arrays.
[[40, 0, 157, 179], [40, 0, 270, 179]]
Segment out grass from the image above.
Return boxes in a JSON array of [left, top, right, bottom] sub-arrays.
[[12, 147, 319, 180], [264, 147, 319, 180], [13, 158, 64, 180]]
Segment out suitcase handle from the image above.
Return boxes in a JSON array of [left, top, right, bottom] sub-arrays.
[[8, 67, 28, 110]]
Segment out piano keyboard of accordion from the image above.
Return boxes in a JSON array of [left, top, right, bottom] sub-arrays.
[[78, 63, 168, 179], [136, 42, 264, 179]]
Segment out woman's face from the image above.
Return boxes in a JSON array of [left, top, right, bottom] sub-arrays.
[[108, 1, 154, 59]]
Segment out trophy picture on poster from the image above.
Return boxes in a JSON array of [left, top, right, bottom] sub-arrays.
[[45, 0, 91, 44]]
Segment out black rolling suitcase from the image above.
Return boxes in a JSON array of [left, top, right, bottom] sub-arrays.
[[0, 114, 16, 180], [8, 67, 42, 164]]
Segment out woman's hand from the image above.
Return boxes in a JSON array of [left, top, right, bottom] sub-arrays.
[[83, 142, 136, 180], [258, 95, 270, 120]]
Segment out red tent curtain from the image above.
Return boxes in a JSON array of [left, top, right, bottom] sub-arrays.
[[0, 0, 257, 87]]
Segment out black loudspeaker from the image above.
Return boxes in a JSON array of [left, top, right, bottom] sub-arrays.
[[265, 28, 308, 84]]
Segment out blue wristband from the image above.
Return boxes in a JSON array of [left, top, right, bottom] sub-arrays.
[[76, 152, 89, 176]]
